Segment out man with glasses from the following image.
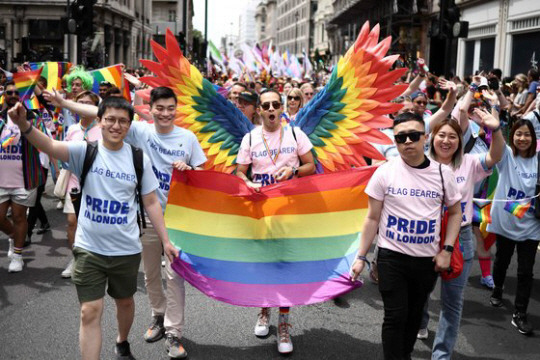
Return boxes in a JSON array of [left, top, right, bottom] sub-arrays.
[[350, 111, 462, 360], [8, 96, 178, 360], [236, 89, 315, 353], [0, 81, 44, 272]]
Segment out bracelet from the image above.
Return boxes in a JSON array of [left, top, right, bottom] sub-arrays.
[[356, 255, 369, 262], [469, 84, 478, 92], [22, 124, 33, 136], [492, 125, 502, 133]]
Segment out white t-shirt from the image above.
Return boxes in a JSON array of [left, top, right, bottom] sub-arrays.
[[522, 110, 540, 138], [67, 140, 159, 256], [488, 146, 540, 241], [124, 122, 207, 211], [365, 157, 461, 257]]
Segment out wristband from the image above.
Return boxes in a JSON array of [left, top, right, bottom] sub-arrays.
[[356, 255, 371, 272], [492, 125, 502, 133], [442, 245, 454, 253], [22, 124, 33, 136]]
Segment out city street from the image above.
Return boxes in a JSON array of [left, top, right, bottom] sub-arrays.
[[0, 179, 539, 360]]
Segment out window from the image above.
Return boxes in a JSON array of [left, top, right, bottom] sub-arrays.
[[169, 10, 176, 22], [511, 30, 540, 76]]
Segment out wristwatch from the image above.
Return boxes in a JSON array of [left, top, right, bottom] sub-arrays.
[[292, 166, 299, 176], [442, 245, 454, 253]]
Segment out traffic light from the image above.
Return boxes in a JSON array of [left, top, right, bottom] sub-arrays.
[[68, 0, 95, 37], [178, 32, 186, 52]]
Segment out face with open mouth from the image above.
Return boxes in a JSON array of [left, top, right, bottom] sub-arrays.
[[259, 91, 283, 131]]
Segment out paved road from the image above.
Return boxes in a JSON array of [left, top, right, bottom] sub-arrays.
[[1, 180, 539, 359]]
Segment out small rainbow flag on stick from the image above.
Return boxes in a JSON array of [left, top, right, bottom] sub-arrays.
[[23, 95, 41, 110], [29, 62, 72, 91], [89, 64, 131, 102], [12, 67, 43, 101], [165, 168, 372, 307], [504, 199, 531, 219]]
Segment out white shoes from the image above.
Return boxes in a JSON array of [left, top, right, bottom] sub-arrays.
[[254, 308, 270, 337], [56, 200, 64, 210], [8, 254, 24, 273], [7, 238, 14, 258], [278, 321, 293, 354], [61, 258, 75, 278]]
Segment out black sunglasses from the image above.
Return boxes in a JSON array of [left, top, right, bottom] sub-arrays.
[[100, 81, 112, 86], [394, 131, 425, 144], [260, 101, 281, 111], [414, 100, 427, 105], [5, 90, 19, 96], [287, 95, 301, 101]]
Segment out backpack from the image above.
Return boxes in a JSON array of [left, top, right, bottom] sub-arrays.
[[71, 141, 146, 235]]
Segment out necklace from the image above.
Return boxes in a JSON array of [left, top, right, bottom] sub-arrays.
[[261, 126, 284, 166]]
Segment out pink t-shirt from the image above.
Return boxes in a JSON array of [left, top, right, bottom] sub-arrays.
[[236, 125, 313, 186], [452, 154, 491, 226], [0, 115, 24, 189], [65, 122, 102, 191], [366, 157, 461, 257]]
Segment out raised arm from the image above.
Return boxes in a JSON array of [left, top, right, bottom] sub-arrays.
[[43, 88, 98, 119], [474, 108, 505, 168], [8, 102, 70, 162], [427, 79, 457, 130]]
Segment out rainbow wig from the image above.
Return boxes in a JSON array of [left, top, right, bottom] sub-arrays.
[[65, 66, 94, 93]]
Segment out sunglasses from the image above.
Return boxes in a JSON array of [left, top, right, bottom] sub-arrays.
[[100, 81, 112, 86], [260, 101, 281, 110], [394, 131, 425, 144], [287, 96, 301, 101], [414, 100, 427, 105], [5, 90, 19, 96]]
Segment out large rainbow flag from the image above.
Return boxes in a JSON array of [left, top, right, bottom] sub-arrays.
[[29, 62, 72, 91], [89, 64, 131, 102], [12, 67, 43, 101], [165, 169, 372, 307]]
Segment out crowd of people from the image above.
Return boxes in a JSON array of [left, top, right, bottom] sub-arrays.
[[0, 54, 539, 360]]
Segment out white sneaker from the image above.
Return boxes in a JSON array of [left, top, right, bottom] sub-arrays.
[[254, 308, 270, 337], [61, 258, 75, 278], [277, 322, 293, 354], [7, 238, 14, 258], [417, 328, 428, 340], [8, 254, 24, 273], [56, 200, 64, 210]]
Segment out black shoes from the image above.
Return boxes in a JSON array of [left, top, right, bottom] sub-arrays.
[[490, 287, 503, 307], [115, 340, 136, 359], [36, 223, 51, 235], [512, 312, 534, 336]]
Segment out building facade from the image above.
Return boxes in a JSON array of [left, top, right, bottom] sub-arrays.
[[276, 0, 316, 56], [455, 0, 540, 78], [255, 0, 278, 46], [0, 0, 153, 70], [151, 0, 194, 55], [312, 0, 332, 57], [239, 0, 258, 47]]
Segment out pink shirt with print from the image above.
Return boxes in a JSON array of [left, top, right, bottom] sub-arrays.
[[0, 115, 24, 188], [65, 122, 102, 191], [452, 153, 492, 226], [236, 125, 313, 187], [366, 157, 461, 257]]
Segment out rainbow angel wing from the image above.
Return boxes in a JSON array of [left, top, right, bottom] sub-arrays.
[[139, 29, 253, 173], [295, 22, 408, 171]]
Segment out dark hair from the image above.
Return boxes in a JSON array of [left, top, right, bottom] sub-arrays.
[[393, 111, 425, 127], [105, 86, 122, 98], [150, 86, 177, 107], [97, 96, 134, 121], [258, 88, 282, 106], [490, 68, 502, 80], [232, 82, 247, 90], [429, 119, 463, 169], [38, 76, 47, 88], [4, 80, 15, 88], [75, 90, 100, 106], [528, 68, 539, 81], [509, 119, 537, 158]]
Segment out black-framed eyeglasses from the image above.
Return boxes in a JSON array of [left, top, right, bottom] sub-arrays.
[[287, 95, 301, 101], [394, 131, 425, 144], [5, 90, 19, 96], [103, 116, 131, 128], [260, 101, 281, 110]]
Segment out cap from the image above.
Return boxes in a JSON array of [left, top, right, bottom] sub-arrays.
[[238, 90, 258, 104], [478, 76, 489, 89]]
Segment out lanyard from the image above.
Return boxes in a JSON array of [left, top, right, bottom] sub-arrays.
[[261, 126, 284, 166], [81, 120, 96, 141]]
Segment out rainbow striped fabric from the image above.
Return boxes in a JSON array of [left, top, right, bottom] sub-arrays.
[[12, 67, 43, 101], [472, 202, 492, 224], [23, 95, 41, 110], [504, 200, 531, 219], [89, 64, 131, 102], [29, 62, 72, 91], [165, 169, 372, 307]]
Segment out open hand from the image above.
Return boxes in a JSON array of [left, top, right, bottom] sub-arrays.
[[43, 88, 65, 108], [472, 108, 499, 130]]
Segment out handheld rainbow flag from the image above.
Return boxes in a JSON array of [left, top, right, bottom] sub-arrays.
[[23, 95, 42, 110], [12, 67, 43, 101], [472, 202, 492, 224], [504, 199, 531, 219], [89, 64, 131, 102], [165, 168, 372, 307], [28, 62, 72, 91]]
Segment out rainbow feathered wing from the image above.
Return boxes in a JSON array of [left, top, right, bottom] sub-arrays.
[[139, 22, 405, 172]]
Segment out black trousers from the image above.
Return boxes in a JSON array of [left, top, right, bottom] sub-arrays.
[[492, 234, 539, 313], [377, 248, 438, 360], [27, 169, 49, 237]]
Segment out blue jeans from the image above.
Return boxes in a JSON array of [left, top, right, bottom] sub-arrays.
[[420, 226, 475, 360]]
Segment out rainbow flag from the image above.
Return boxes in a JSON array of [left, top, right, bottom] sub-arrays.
[[12, 67, 43, 101], [1, 129, 17, 148], [165, 168, 372, 307], [89, 64, 131, 102], [472, 202, 492, 224], [28, 62, 72, 91], [23, 95, 41, 110], [504, 199, 531, 219]]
